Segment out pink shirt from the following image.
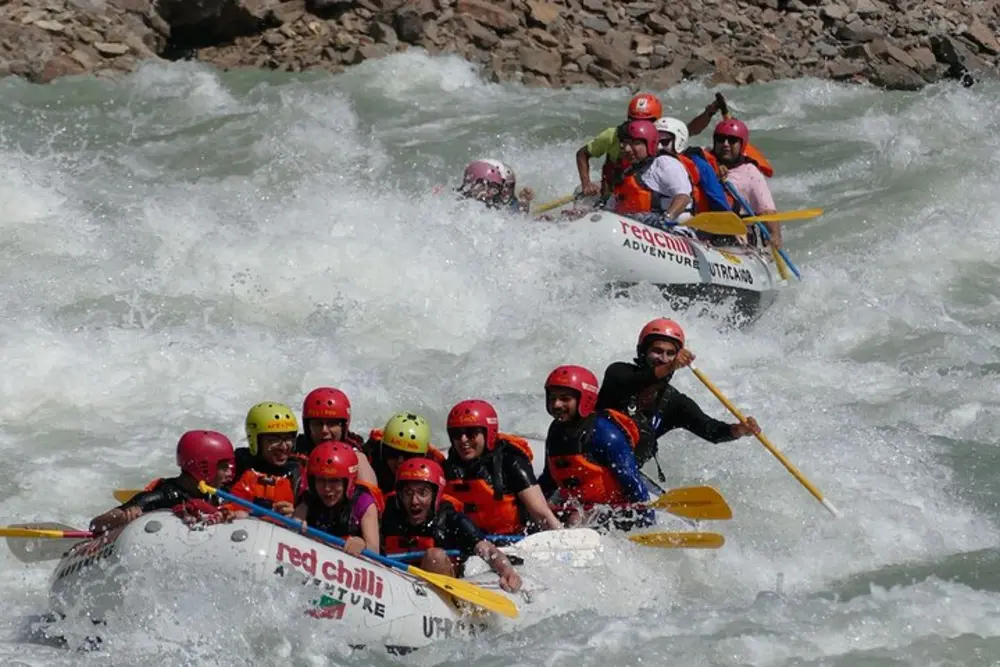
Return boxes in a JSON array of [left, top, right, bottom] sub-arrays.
[[725, 162, 775, 215]]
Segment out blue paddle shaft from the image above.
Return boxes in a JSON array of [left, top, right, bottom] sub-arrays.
[[210, 486, 413, 575], [723, 181, 801, 280]]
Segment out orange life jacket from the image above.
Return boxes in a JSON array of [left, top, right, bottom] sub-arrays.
[[230, 467, 297, 511], [613, 158, 665, 215], [743, 143, 774, 178], [443, 434, 534, 536], [546, 410, 639, 506], [356, 481, 386, 514]]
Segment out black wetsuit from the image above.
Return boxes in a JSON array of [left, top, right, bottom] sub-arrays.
[[118, 477, 220, 513], [596, 360, 736, 466], [442, 439, 537, 498], [380, 502, 484, 557]]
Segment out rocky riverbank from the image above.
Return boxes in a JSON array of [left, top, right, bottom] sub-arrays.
[[0, 0, 995, 88]]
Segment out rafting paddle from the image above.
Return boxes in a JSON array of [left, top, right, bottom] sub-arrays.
[[113, 489, 139, 503], [628, 531, 725, 549], [649, 485, 732, 520], [531, 193, 578, 216], [3, 522, 93, 564], [689, 366, 840, 518], [198, 482, 519, 619], [744, 208, 824, 224], [682, 212, 747, 236]]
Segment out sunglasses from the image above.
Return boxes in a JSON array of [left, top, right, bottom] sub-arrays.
[[448, 427, 485, 440], [714, 135, 742, 145]]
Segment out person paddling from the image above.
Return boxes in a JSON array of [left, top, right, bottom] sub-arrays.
[[539, 365, 654, 531], [296, 386, 379, 489], [89, 430, 243, 534], [230, 402, 305, 517], [595, 318, 761, 476]]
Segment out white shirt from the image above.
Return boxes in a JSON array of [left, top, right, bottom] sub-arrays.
[[641, 155, 692, 208]]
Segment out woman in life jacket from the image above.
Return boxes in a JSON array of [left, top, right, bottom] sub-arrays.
[[442, 399, 563, 536], [381, 457, 522, 593], [363, 412, 444, 495], [540, 366, 655, 531], [610, 120, 694, 229], [710, 118, 781, 247], [456, 159, 534, 214], [292, 441, 379, 556], [593, 319, 761, 472], [295, 386, 378, 488], [230, 402, 305, 517], [90, 430, 244, 534]]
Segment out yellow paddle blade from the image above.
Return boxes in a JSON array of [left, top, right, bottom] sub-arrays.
[[744, 208, 824, 223], [531, 193, 577, 216], [113, 489, 140, 503], [0, 527, 82, 539], [408, 566, 520, 619], [651, 486, 733, 520], [770, 244, 790, 281], [628, 531, 725, 549], [683, 212, 746, 236]]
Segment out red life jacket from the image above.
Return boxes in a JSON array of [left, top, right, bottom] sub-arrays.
[[443, 434, 534, 536]]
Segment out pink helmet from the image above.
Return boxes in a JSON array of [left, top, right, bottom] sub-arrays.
[[622, 120, 660, 156], [447, 399, 499, 450], [458, 159, 510, 207], [544, 365, 599, 418], [637, 318, 686, 355], [176, 430, 235, 483], [713, 119, 750, 154]]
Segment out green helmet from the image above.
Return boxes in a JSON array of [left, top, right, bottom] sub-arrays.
[[245, 402, 298, 456], [380, 412, 431, 455]]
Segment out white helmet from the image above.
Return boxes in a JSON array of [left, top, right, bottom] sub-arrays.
[[654, 117, 689, 153], [483, 159, 516, 203]]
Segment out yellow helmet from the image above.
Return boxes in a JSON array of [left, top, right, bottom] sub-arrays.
[[245, 402, 298, 456], [380, 412, 431, 455]]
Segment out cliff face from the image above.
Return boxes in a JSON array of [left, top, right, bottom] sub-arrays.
[[0, 0, 992, 88]]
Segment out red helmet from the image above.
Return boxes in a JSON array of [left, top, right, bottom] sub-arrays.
[[447, 399, 499, 450], [544, 365, 599, 418], [623, 120, 660, 156], [627, 93, 662, 121], [176, 430, 235, 483], [307, 441, 359, 497], [637, 318, 686, 355], [395, 457, 447, 509], [302, 387, 351, 429], [713, 118, 750, 155]]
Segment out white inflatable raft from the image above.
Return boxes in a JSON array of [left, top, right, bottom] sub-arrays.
[[560, 211, 785, 324], [46, 513, 604, 654]]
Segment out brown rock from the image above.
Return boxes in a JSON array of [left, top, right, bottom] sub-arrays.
[[827, 58, 865, 78], [455, 0, 519, 33], [38, 54, 85, 82], [526, 0, 559, 27], [69, 46, 101, 69], [646, 13, 671, 34], [625, 2, 656, 18], [586, 61, 619, 84], [884, 42, 916, 68], [263, 30, 285, 45], [34, 19, 66, 33], [369, 21, 398, 48], [518, 44, 561, 75], [639, 60, 685, 88], [580, 15, 611, 33], [94, 41, 130, 55], [457, 16, 498, 47], [272, 0, 306, 23], [867, 61, 926, 88], [821, 3, 849, 20], [963, 17, 999, 54], [907, 46, 937, 71], [74, 25, 103, 42], [634, 33, 654, 55], [586, 38, 630, 73], [683, 56, 714, 76], [528, 27, 560, 48], [580, 0, 604, 12], [836, 21, 881, 42], [359, 42, 390, 60], [852, 0, 881, 15]]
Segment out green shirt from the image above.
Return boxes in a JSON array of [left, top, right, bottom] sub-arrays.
[[585, 126, 621, 162]]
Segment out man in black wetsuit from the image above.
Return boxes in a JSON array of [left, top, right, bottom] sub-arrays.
[[381, 457, 522, 593], [595, 318, 761, 476], [89, 430, 242, 534]]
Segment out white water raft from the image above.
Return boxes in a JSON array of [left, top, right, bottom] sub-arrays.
[[46, 513, 605, 654], [560, 211, 786, 323]]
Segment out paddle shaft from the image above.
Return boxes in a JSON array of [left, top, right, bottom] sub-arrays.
[[689, 367, 839, 517], [200, 484, 436, 577], [0, 527, 94, 539]]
